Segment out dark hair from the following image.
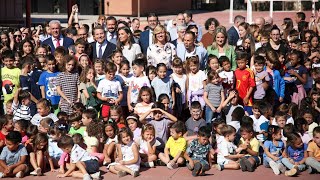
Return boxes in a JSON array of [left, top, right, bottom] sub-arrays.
[[68, 112, 82, 123], [106, 16, 117, 22], [185, 31, 195, 40], [118, 128, 133, 144], [158, 93, 169, 103], [190, 101, 201, 110], [72, 102, 85, 113], [125, 113, 141, 128], [15, 120, 28, 132], [170, 121, 186, 134], [49, 125, 67, 136], [231, 107, 245, 121], [283, 123, 295, 138], [241, 116, 253, 126], [254, 55, 266, 65], [183, 10, 193, 20], [286, 132, 302, 147], [296, 12, 306, 21], [82, 109, 97, 121], [20, 38, 34, 55], [119, 59, 130, 74], [57, 135, 74, 149], [156, 63, 167, 71], [6, 131, 22, 144], [207, 70, 219, 82], [2, 49, 15, 59], [221, 125, 236, 137], [172, 57, 183, 67], [207, 54, 218, 71], [104, 120, 118, 137], [57, 111, 68, 122], [205, 18, 219, 31], [141, 124, 155, 140], [298, 21, 308, 32], [212, 118, 226, 134], [198, 126, 211, 138], [72, 133, 84, 144], [26, 124, 38, 138], [18, 89, 31, 103], [0, 115, 10, 129], [105, 61, 117, 73], [294, 118, 308, 135], [313, 126, 320, 136], [152, 102, 165, 110], [258, 101, 271, 115], [240, 124, 254, 133], [218, 56, 230, 66], [147, 13, 158, 21], [86, 122, 104, 139], [267, 125, 281, 141], [132, 56, 146, 69], [137, 86, 153, 103], [33, 133, 48, 152]]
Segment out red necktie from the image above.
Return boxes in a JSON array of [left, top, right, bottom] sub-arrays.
[[56, 38, 60, 47]]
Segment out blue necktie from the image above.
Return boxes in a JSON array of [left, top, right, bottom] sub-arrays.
[[98, 44, 102, 58]]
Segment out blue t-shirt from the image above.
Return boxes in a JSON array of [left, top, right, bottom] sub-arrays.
[[38, 71, 61, 105], [263, 140, 285, 159], [286, 143, 307, 162], [0, 144, 28, 165]]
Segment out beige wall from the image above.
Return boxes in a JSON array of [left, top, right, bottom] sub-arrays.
[[105, 0, 191, 16]]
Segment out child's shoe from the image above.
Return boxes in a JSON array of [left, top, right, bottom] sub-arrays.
[[285, 168, 297, 177], [0, 172, 4, 178], [90, 171, 101, 179], [269, 161, 280, 175], [307, 166, 314, 174], [192, 162, 202, 177], [144, 161, 155, 168], [16, 171, 24, 178], [239, 157, 247, 172], [117, 171, 127, 177], [83, 173, 92, 180], [132, 171, 139, 177], [216, 164, 223, 171]]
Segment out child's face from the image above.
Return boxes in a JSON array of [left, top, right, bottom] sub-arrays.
[[86, 69, 95, 81], [312, 56, 319, 64], [222, 61, 231, 71], [311, 37, 319, 48], [62, 146, 72, 153], [49, 133, 60, 141], [215, 123, 225, 135], [240, 131, 253, 140], [66, 60, 76, 72], [6, 140, 19, 151], [132, 65, 144, 77], [313, 132, 320, 147], [260, 37, 269, 45], [290, 43, 298, 50], [81, 114, 92, 126], [105, 125, 115, 138], [266, 60, 274, 69], [189, 62, 199, 74], [226, 132, 236, 142], [79, 56, 89, 68], [38, 57, 47, 70], [121, 132, 132, 145], [36, 47, 47, 55], [127, 119, 137, 132], [252, 108, 261, 118], [153, 110, 163, 121], [276, 116, 286, 128], [120, 64, 130, 77], [38, 124, 48, 133], [105, 71, 116, 81], [254, 63, 264, 73], [161, 98, 170, 111], [211, 76, 220, 84], [190, 108, 201, 120], [230, 95, 238, 105], [13, 123, 23, 133], [3, 58, 14, 69], [47, 60, 56, 72], [157, 66, 167, 79], [237, 59, 247, 70], [37, 104, 49, 116], [110, 110, 120, 122], [143, 129, 154, 142], [273, 131, 282, 141], [112, 53, 123, 65], [304, 61, 311, 70], [148, 72, 156, 81], [5, 102, 13, 115], [303, 113, 313, 125], [209, 58, 219, 71], [301, 44, 310, 54], [23, 42, 32, 54], [243, 38, 251, 49], [170, 128, 181, 140], [76, 44, 85, 54], [290, 54, 299, 67], [173, 65, 183, 75], [54, 53, 64, 64], [198, 135, 209, 145], [94, 63, 104, 75], [71, 121, 81, 130], [141, 91, 151, 103], [5, 120, 13, 131], [293, 137, 303, 149]]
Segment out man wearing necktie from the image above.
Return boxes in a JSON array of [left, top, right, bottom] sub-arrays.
[[89, 25, 116, 61], [41, 20, 74, 54], [106, 16, 117, 45]]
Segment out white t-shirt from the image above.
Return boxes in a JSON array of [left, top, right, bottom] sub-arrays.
[[129, 76, 151, 104], [31, 113, 59, 127], [271, 116, 294, 126], [171, 73, 187, 103], [219, 71, 234, 85], [122, 44, 142, 66], [217, 138, 237, 164], [97, 78, 122, 99], [188, 70, 207, 92], [71, 144, 97, 163], [250, 115, 269, 142]]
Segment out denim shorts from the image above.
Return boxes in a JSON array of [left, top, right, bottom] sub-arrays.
[[84, 159, 99, 174]]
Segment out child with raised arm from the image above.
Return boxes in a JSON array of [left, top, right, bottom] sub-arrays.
[[184, 126, 215, 176], [159, 121, 187, 170]]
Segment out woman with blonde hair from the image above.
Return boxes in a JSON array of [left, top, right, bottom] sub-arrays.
[[147, 25, 176, 69], [207, 26, 236, 70]]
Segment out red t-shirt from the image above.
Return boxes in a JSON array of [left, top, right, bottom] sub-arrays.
[[0, 131, 6, 146], [234, 68, 256, 106]]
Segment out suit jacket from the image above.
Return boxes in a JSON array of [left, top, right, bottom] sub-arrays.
[[139, 30, 150, 55], [207, 45, 237, 70], [42, 36, 74, 54], [227, 26, 239, 46], [90, 40, 116, 61]]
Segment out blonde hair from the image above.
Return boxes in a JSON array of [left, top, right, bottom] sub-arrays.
[[210, 26, 230, 50], [152, 25, 170, 44]]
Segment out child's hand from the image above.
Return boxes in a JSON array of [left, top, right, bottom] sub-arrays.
[[243, 96, 249, 105], [228, 91, 236, 98], [50, 168, 56, 172], [216, 107, 222, 113], [168, 160, 175, 166], [210, 106, 216, 112], [128, 104, 134, 112], [119, 160, 125, 165], [59, 168, 65, 174], [237, 154, 245, 158], [288, 69, 297, 76]]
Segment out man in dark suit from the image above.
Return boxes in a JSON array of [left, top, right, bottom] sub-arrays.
[[90, 25, 116, 61], [227, 15, 245, 46], [139, 13, 159, 55], [41, 20, 74, 54]]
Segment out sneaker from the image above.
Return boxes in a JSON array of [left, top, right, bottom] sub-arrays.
[[285, 168, 297, 177], [16, 171, 24, 178], [199, 164, 210, 176], [133, 171, 139, 177], [144, 161, 155, 168], [0, 172, 4, 178], [216, 164, 223, 171], [192, 162, 202, 177], [269, 161, 280, 175], [83, 173, 92, 180], [245, 160, 254, 172], [167, 162, 178, 170], [239, 158, 247, 172], [118, 171, 127, 177], [278, 163, 286, 174], [307, 166, 313, 174], [35, 167, 42, 176], [156, 159, 166, 166], [90, 171, 101, 179], [30, 170, 37, 176]]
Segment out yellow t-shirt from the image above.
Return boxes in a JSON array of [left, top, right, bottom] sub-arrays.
[[165, 136, 187, 157], [307, 141, 320, 158], [1, 67, 20, 103], [239, 137, 260, 156]]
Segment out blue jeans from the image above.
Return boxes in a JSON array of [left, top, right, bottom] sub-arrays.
[[205, 106, 220, 124], [281, 158, 306, 171], [263, 156, 282, 167], [305, 157, 320, 172]]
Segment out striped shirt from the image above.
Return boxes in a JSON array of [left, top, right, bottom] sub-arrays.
[[12, 101, 32, 122]]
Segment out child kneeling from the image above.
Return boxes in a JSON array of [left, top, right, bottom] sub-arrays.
[[57, 135, 100, 180], [184, 126, 215, 176], [0, 131, 28, 178]]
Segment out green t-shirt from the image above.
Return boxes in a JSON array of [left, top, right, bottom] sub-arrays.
[[1, 67, 20, 103], [68, 126, 86, 136]]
